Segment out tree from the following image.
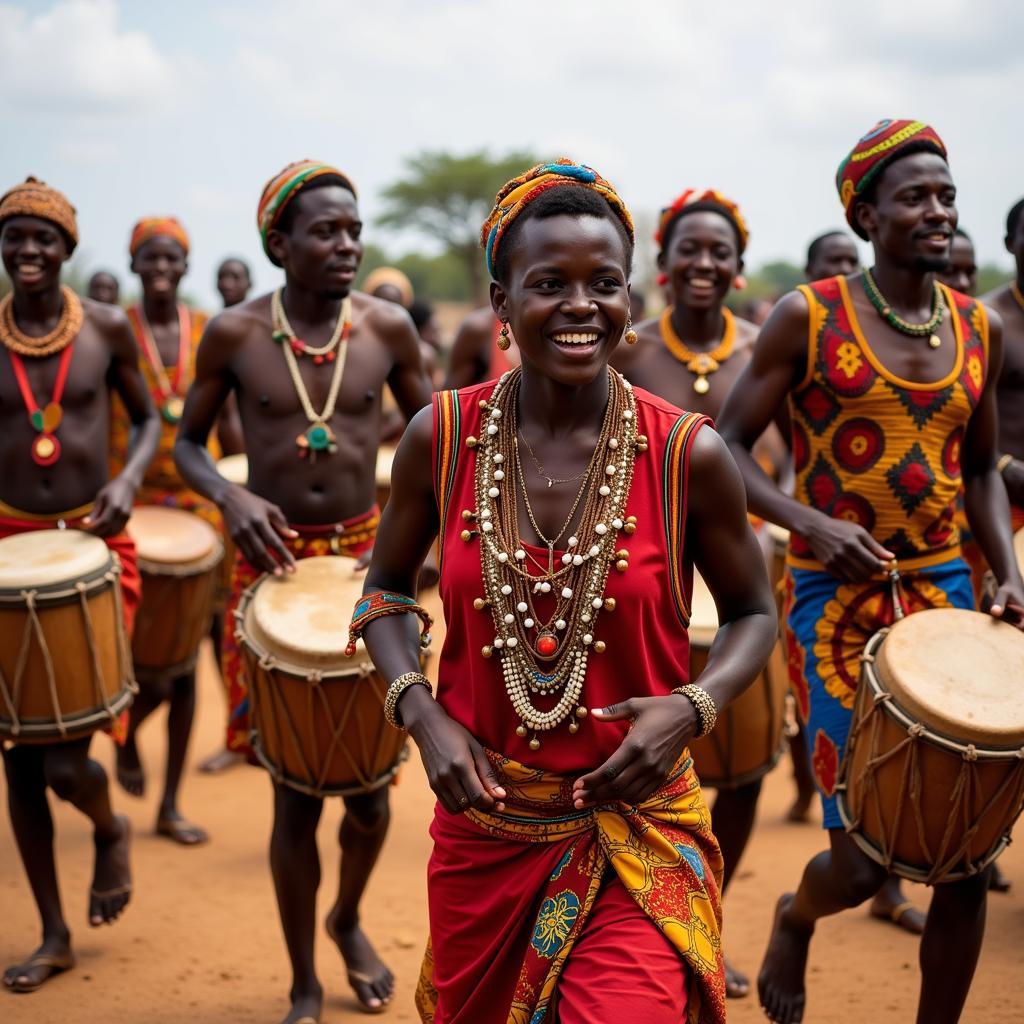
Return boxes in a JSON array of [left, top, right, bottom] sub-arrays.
[[377, 149, 538, 303]]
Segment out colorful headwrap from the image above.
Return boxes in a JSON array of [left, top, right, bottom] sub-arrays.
[[364, 266, 414, 307], [129, 217, 190, 258], [836, 120, 947, 236], [480, 159, 634, 280], [257, 159, 357, 262], [654, 189, 749, 254], [0, 177, 78, 251]]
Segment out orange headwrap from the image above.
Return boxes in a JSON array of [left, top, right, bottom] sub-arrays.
[[0, 177, 78, 252], [364, 266, 414, 307], [129, 217, 190, 258], [655, 189, 749, 254]]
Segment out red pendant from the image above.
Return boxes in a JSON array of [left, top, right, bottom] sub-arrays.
[[31, 432, 61, 467], [535, 632, 558, 658]]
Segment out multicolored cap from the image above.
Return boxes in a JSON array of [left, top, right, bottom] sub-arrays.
[[480, 159, 634, 280], [0, 177, 78, 251], [655, 189, 749, 254], [257, 160, 357, 262], [129, 217, 189, 258], [836, 120, 947, 236]]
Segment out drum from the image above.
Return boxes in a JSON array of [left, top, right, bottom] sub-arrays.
[[767, 523, 790, 619], [838, 608, 1024, 884], [214, 454, 249, 609], [217, 453, 249, 488], [128, 507, 223, 681], [376, 444, 397, 511], [687, 570, 788, 788], [0, 529, 134, 742], [237, 556, 408, 797]]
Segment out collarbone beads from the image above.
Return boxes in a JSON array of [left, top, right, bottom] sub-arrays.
[[658, 306, 736, 394], [470, 367, 642, 748], [862, 268, 945, 349]]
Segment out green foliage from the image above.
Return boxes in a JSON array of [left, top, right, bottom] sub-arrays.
[[977, 264, 1010, 296], [377, 149, 538, 302]]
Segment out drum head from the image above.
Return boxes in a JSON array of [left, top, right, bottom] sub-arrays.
[[128, 507, 218, 564], [376, 445, 397, 488], [767, 523, 790, 551], [876, 608, 1024, 745], [1014, 527, 1024, 578], [0, 529, 111, 588], [689, 571, 718, 648], [249, 556, 371, 671], [217, 453, 249, 487]]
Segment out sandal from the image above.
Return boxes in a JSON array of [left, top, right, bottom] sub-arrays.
[[3, 951, 75, 993], [348, 970, 388, 1015], [156, 817, 209, 846]]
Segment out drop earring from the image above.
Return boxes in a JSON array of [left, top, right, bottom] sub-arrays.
[[733, 274, 748, 291], [624, 313, 638, 345], [497, 320, 511, 351]]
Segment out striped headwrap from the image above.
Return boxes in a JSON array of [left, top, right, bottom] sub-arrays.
[[481, 159, 634, 280], [837, 120, 947, 237], [655, 189, 749, 254], [257, 160, 357, 262], [0, 177, 78, 252], [129, 217, 190, 258]]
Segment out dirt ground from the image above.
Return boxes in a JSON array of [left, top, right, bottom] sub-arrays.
[[3, 596, 1023, 1023]]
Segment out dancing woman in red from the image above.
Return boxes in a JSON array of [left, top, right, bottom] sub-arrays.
[[356, 161, 778, 1023]]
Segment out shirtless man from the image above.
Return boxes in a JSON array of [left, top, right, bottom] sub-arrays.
[[0, 178, 159, 993], [443, 304, 520, 389], [719, 120, 1024, 1024], [86, 269, 120, 305], [175, 160, 431, 1022], [938, 228, 979, 295]]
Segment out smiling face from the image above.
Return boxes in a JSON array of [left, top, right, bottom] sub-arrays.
[[491, 213, 631, 388], [658, 210, 741, 314], [267, 184, 362, 298], [131, 234, 187, 301], [855, 151, 957, 272], [0, 215, 71, 295]]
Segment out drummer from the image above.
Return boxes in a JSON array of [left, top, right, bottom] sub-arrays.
[[109, 217, 241, 846], [174, 160, 431, 1020], [609, 187, 778, 1000], [0, 178, 159, 992], [718, 120, 1024, 1024]]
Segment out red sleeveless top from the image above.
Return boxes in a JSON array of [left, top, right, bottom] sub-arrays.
[[788, 276, 988, 570], [431, 379, 709, 773]]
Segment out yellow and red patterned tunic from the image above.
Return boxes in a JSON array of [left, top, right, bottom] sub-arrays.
[[787, 276, 988, 571]]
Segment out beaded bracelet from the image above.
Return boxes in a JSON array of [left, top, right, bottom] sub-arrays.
[[671, 684, 718, 737], [347, 589, 433, 657], [997, 453, 1015, 476], [384, 672, 433, 729]]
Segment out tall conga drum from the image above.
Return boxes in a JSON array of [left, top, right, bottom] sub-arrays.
[[0, 529, 134, 742], [376, 444, 397, 511], [127, 507, 223, 682], [236, 556, 408, 796], [838, 608, 1024, 884], [687, 570, 788, 787]]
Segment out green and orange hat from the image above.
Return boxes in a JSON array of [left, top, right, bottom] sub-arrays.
[[836, 120, 947, 237]]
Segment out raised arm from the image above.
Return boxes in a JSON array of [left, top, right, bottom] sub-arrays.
[[961, 310, 1024, 621], [718, 291, 893, 582], [85, 306, 159, 536]]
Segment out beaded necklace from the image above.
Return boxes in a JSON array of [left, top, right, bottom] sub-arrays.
[[272, 288, 348, 361], [862, 268, 945, 349], [658, 307, 735, 394], [0, 286, 82, 359], [272, 292, 352, 460], [131, 303, 190, 424], [1011, 283, 1024, 314], [465, 367, 645, 748]]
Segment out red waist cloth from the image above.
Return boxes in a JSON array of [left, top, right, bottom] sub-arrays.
[[222, 507, 379, 756]]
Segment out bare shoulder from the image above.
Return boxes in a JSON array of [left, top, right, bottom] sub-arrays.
[[203, 293, 271, 349], [453, 305, 495, 347], [752, 289, 812, 363], [980, 282, 1013, 314], [81, 296, 131, 339], [611, 314, 659, 370], [732, 314, 760, 356], [687, 422, 742, 494]]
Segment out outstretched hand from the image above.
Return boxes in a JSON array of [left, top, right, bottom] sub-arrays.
[[803, 515, 894, 583], [219, 485, 298, 575], [572, 695, 698, 809]]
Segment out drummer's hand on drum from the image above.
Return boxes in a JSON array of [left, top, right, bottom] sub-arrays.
[[82, 477, 136, 537], [572, 695, 699, 809], [801, 513, 894, 583], [401, 692, 507, 814], [989, 579, 1024, 631], [220, 486, 298, 575]]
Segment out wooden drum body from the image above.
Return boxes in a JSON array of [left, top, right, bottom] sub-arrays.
[[687, 571, 788, 788], [237, 556, 408, 797], [215, 454, 249, 609], [838, 608, 1024, 884], [128, 507, 223, 681], [0, 529, 134, 742]]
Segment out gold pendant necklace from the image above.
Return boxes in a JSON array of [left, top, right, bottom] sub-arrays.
[[659, 307, 735, 394]]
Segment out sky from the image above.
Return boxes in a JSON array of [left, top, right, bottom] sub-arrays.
[[1, 0, 1022, 309]]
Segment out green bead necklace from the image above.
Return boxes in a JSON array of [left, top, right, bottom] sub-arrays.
[[862, 268, 945, 349]]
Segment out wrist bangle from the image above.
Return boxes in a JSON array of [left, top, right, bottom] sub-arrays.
[[997, 454, 1014, 476], [384, 672, 433, 729], [671, 684, 718, 737]]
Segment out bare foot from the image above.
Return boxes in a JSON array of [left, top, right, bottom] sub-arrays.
[[868, 876, 924, 935], [327, 911, 393, 1013], [280, 986, 322, 1024], [726, 954, 750, 998], [115, 741, 144, 797], [156, 810, 209, 846], [990, 862, 1011, 892], [3, 936, 74, 993], [757, 893, 812, 1024], [89, 814, 132, 926], [198, 748, 244, 774]]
